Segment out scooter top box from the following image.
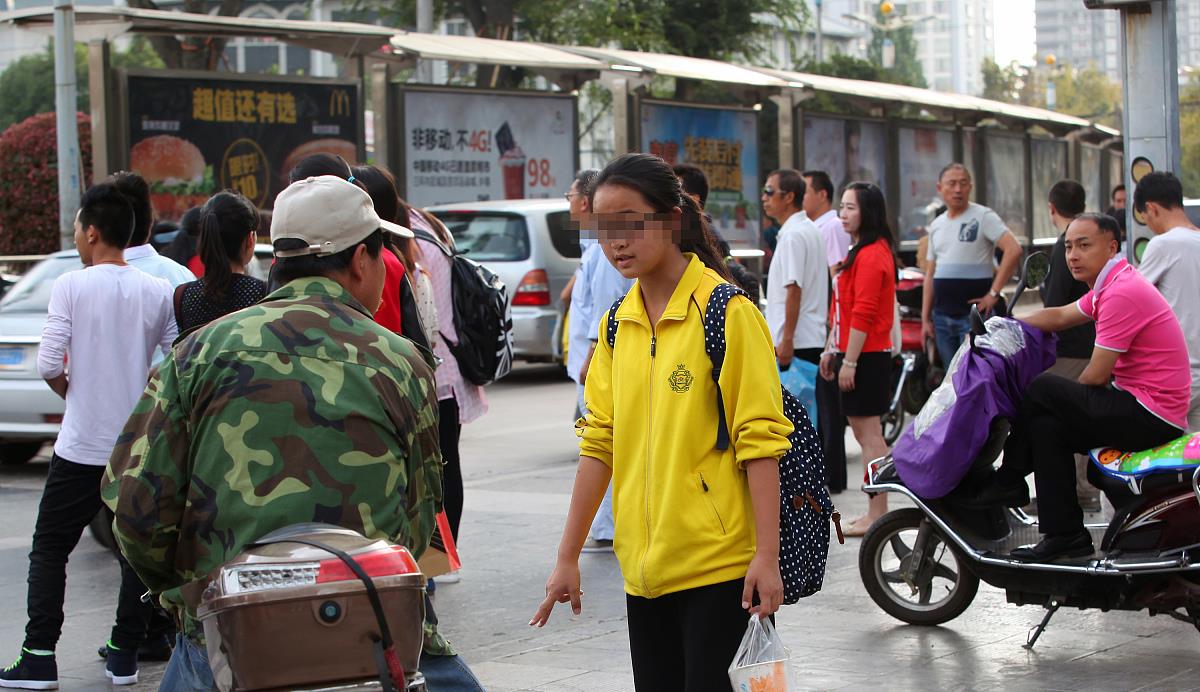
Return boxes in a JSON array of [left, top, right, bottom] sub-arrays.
[[198, 525, 427, 692]]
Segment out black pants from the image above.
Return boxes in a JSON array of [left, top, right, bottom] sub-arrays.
[[1000, 374, 1181, 535], [791, 349, 847, 491], [25, 454, 151, 651], [438, 398, 463, 542], [626, 579, 758, 692]]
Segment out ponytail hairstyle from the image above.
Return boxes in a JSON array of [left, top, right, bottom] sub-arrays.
[[351, 164, 421, 272], [841, 182, 897, 273], [590, 153, 733, 282], [198, 191, 259, 298]]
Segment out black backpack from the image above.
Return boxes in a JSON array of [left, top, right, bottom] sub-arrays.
[[415, 229, 513, 386], [605, 283, 842, 603]]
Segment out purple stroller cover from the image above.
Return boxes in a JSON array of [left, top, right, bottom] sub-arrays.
[[892, 318, 1058, 499]]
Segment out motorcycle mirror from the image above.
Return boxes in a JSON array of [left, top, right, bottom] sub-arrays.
[[969, 304, 987, 337], [1022, 251, 1050, 290]]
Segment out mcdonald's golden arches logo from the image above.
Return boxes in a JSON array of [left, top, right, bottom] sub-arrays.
[[329, 90, 351, 117]]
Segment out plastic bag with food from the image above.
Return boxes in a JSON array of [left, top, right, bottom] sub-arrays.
[[728, 615, 790, 692]]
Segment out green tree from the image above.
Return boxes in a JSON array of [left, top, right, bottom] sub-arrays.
[[1048, 66, 1122, 128], [352, 0, 808, 88], [865, 5, 926, 89], [981, 58, 1021, 103], [0, 39, 164, 131]]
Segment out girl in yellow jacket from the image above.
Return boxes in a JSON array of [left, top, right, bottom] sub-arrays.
[[530, 153, 794, 691]]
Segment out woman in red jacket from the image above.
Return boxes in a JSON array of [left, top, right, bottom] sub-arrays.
[[820, 182, 897, 536]]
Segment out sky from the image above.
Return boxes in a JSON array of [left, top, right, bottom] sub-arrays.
[[992, 0, 1036, 66]]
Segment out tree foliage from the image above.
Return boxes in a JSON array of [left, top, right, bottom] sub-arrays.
[[0, 39, 164, 132], [0, 112, 93, 255], [355, 0, 808, 88], [123, 0, 245, 69], [865, 5, 926, 89], [980, 58, 1121, 127]]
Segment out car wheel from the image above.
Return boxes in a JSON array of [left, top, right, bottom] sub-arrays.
[[0, 441, 45, 465], [89, 510, 120, 555]]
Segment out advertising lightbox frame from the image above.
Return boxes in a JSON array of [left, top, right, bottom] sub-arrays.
[[113, 67, 365, 175], [391, 84, 580, 207], [633, 96, 762, 252]]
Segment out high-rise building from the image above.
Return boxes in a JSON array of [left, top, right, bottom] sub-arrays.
[[1035, 1, 1198, 81], [894, 0, 995, 95]]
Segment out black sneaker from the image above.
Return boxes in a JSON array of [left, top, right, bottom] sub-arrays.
[[97, 635, 172, 663], [103, 643, 138, 686], [0, 649, 58, 690]]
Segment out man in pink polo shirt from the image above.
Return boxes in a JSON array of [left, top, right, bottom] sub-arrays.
[[976, 213, 1190, 561]]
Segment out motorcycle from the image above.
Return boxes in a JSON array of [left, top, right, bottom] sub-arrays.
[[881, 266, 939, 446], [858, 253, 1200, 648], [197, 523, 429, 691]]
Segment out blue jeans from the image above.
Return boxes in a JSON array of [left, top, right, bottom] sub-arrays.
[[159, 634, 484, 691], [933, 311, 971, 367], [160, 635, 214, 691], [421, 653, 486, 691]]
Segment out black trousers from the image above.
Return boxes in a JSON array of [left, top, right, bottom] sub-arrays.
[[25, 454, 151, 651], [627, 579, 759, 692], [438, 398, 463, 542], [1001, 374, 1181, 535], [789, 348, 846, 491]]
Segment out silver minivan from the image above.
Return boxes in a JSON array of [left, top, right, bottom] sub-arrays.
[[427, 199, 579, 364]]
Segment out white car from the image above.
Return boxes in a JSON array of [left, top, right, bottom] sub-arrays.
[[427, 199, 581, 363], [0, 251, 82, 464]]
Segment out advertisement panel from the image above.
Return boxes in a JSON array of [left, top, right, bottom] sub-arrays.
[[638, 101, 760, 247], [983, 133, 1028, 242], [802, 116, 889, 199], [1031, 138, 1068, 242], [123, 70, 360, 220], [400, 87, 577, 207], [897, 126, 954, 242]]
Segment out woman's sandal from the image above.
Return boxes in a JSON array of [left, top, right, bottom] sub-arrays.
[[843, 518, 875, 538]]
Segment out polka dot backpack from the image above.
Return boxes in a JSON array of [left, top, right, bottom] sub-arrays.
[[606, 283, 843, 604]]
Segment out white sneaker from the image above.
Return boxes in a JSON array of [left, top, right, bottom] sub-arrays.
[[580, 538, 613, 553], [437, 571, 461, 584]]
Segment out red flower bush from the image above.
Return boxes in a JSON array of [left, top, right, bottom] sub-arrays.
[[0, 112, 92, 255]]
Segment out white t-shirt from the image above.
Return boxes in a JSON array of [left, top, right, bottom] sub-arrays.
[[125, 244, 196, 288], [37, 264, 177, 465], [813, 208, 851, 267], [925, 202, 1008, 279], [766, 212, 829, 349], [1139, 226, 1200, 399]]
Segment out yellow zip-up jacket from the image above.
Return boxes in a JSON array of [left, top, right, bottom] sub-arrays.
[[578, 254, 793, 598]]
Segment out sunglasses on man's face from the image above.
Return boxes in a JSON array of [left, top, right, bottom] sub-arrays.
[[762, 186, 777, 197]]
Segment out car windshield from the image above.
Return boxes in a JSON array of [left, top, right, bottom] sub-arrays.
[[433, 212, 531, 262], [0, 255, 83, 313]]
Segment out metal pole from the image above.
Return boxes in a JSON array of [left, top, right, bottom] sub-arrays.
[[53, 0, 81, 250], [415, 0, 433, 83], [1110, 0, 1180, 264], [815, 0, 824, 63]]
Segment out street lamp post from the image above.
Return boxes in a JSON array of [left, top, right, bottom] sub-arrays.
[[53, 0, 81, 250], [843, 1, 934, 72]]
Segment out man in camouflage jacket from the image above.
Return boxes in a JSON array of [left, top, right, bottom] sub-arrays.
[[103, 176, 478, 690]]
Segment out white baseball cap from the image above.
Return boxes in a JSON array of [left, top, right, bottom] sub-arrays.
[[271, 175, 413, 258]]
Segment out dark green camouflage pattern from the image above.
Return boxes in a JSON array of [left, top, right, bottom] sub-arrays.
[[103, 277, 447, 651]]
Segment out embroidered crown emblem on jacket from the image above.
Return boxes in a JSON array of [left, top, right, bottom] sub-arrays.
[[668, 364, 694, 393]]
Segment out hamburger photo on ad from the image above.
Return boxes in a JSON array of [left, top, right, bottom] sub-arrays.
[[130, 135, 215, 221]]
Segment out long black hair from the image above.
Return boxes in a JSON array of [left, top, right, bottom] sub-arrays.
[[198, 191, 258, 298], [590, 153, 733, 282], [161, 206, 202, 267], [841, 182, 897, 272]]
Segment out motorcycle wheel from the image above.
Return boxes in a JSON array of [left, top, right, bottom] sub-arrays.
[[859, 508, 979, 626], [881, 403, 905, 446]]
